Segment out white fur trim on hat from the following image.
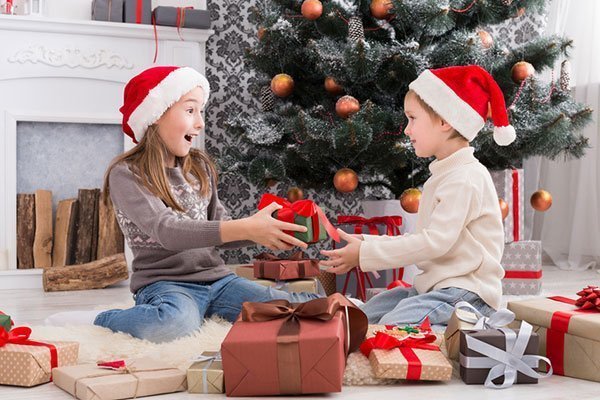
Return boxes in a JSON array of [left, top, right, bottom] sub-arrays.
[[409, 70, 485, 141], [128, 67, 210, 141], [493, 125, 516, 146]]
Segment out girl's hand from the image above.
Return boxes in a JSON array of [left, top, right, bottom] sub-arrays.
[[320, 229, 361, 274], [246, 202, 309, 251]]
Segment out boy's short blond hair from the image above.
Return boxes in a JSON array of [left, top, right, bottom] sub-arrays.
[[405, 89, 465, 141]]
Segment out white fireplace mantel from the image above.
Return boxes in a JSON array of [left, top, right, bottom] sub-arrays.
[[0, 14, 213, 289]]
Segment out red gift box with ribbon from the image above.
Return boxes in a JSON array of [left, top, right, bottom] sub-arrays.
[[253, 251, 321, 281], [335, 215, 407, 301], [508, 288, 600, 382], [221, 293, 367, 396], [257, 194, 340, 244], [0, 326, 78, 387], [360, 319, 452, 381], [490, 168, 524, 243]]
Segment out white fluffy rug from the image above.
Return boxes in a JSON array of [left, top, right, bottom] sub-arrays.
[[32, 302, 403, 386]]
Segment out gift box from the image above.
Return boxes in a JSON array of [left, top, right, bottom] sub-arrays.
[[508, 293, 600, 382], [0, 327, 78, 387], [123, 0, 151, 24], [221, 293, 368, 396], [52, 358, 186, 399], [360, 320, 452, 381], [335, 215, 405, 301], [0, 311, 12, 332], [459, 322, 551, 387], [91, 0, 123, 22], [152, 6, 210, 29], [187, 351, 223, 394], [490, 168, 524, 243], [258, 194, 339, 244], [444, 301, 515, 361], [501, 240, 542, 295], [253, 251, 320, 280], [234, 265, 324, 295]]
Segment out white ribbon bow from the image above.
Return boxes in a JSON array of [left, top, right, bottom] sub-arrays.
[[191, 352, 222, 393], [455, 301, 515, 330], [462, 320, 553, 389]]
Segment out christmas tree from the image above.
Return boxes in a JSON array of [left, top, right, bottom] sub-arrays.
[[224, 0, 592, 198]]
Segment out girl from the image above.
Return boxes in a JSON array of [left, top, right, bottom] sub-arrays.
[[322, 66, 515, 326], [51, 66, 321, 343]]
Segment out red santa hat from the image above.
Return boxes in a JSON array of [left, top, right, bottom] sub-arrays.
[[119, 66, 210, 143], [408, 65, 516, 146]]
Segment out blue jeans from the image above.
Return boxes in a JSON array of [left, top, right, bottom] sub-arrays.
[[359, 286, 495, 326], [94, 274, 321, 343]]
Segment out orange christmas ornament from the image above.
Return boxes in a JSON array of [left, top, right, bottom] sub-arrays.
[[333, 168, 359, 193], [287, 186, 304, 202], [335, 95, 360, 119], [477, 30, 494, 49], [499, 198, 509, 220], [370, 0, 393, 19], [301, 0, 323, 20], [400, 188, 421, 214], [324, 76, 344, 95], [530, 189, 552, 211], [511, 61, 535, 83], [271, 73, 295, 97]]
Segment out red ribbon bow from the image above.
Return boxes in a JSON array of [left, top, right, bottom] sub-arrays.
[[0, 326, 58, 380], [575, 285, 600, 312], [359, 327, 439, 380], [258, 194, 340, 242]]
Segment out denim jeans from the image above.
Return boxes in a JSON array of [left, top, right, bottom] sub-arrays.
[[359, 286, 495, 326], [94, 274, 321, 343]]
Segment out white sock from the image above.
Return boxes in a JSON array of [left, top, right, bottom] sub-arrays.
[[44, 310, 104, 327]]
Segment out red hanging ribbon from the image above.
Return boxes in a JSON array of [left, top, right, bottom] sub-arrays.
[[503, 270, 542, 279], [135, 0, 143, 23], [511, 168, 520, 241], [176, 7, 194, 40], [0, 326, 58, 381], [360, 329, 439, 380], [546, 295, 599, 376], [258, 194, 340, 242]]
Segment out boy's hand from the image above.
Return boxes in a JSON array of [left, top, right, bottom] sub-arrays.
[[320, 229, 361, 274]]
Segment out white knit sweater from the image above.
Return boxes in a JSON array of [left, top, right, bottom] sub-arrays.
[[359, 147, 505, 309]]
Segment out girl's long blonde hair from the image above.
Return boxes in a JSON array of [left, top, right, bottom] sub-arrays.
[[102, 124, 217, 212]]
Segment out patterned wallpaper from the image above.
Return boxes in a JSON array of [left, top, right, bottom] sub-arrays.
[[203, 1, 547, 264]]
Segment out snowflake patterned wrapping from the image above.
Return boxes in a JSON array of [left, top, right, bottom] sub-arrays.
[[0, 341, 78, 387], [501, 241, 542, 295]]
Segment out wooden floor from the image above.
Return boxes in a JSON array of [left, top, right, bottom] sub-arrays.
[[1, 264, 599, 399]]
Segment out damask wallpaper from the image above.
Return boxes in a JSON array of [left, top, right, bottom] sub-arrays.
[[203, 1, 547, 263]]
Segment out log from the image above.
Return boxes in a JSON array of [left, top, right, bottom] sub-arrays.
[[74, 189, 100, 265], [97, 195, 124, 259], [33, 190, 53, 268], [52, 198, 77, 267], [16, 194, 35, 269], [43, 253, 129, 292]]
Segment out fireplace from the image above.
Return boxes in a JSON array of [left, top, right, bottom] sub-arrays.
[[0, 14, 213, 288]]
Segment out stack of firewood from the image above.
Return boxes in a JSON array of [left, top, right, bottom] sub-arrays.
[[16, 189, 128, 291]]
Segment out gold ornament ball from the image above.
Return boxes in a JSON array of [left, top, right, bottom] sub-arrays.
[[258, 26, 266, 41], [333, 168, 359, 193], [499, 198, 509, 220], [301, 0, 323, 20], [271, 73, 295, 97], [531, 189, 552, 212], [370, 0, 393, 19], [287, 187, 305, 202], [478, 30, 494, 49], [400, 188, 421, 214], [324, 76, 344, 95], [335, 95, 360, 119], [511, 61, 535, 83]]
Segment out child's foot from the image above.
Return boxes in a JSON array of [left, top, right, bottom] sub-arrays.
[[44, 310, 104, 326]]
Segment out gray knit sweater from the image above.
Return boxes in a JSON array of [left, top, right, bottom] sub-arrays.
[[109, 162, 250, 293]]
